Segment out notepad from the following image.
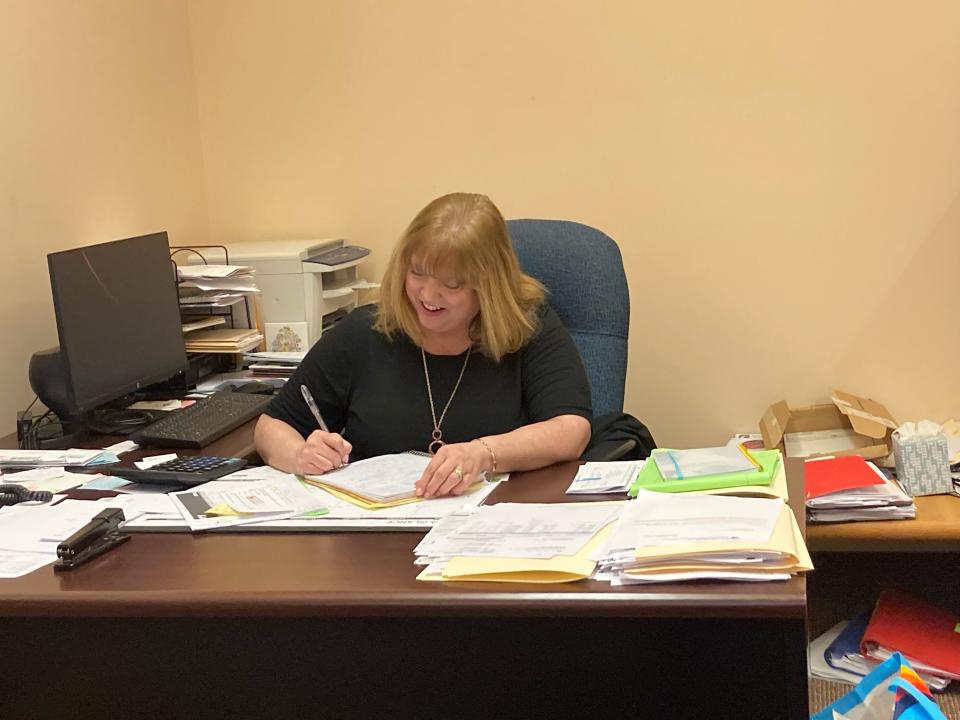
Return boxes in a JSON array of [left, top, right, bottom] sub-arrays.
[[302, 453, 432, 509]]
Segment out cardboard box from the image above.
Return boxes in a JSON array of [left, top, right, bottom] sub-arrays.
[[759, 390, 899, 460]]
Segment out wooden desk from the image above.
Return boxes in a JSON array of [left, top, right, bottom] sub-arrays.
[[0, 461, 810, 720], [807, 494, 960, 552]]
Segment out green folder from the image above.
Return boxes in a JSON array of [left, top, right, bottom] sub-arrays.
[[628, 449, 781, 496]]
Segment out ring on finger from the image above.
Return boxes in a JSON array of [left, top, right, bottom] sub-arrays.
[[454, 466, 464, 481]]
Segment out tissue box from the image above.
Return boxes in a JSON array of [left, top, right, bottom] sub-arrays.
[[892, 429, 953, 496]]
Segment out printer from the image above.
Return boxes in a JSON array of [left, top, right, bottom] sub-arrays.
[[222, 239, 378, 350]]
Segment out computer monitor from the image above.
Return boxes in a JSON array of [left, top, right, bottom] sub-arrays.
[[34, 232, 188, 427]]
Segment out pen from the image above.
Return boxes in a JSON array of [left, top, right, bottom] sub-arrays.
[[300, 384, 349, 467], [300, 384, 330, 432]]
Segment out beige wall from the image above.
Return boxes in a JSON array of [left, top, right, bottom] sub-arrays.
[[188, 1, 960, 447], [4, 1, 959, 449], [0, 0, 209, 431]]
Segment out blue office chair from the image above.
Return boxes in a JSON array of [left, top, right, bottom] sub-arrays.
[[508, 219, 650, 460]]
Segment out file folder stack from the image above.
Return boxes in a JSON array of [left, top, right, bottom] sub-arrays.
[[414, 502, 625, 583], [809, 613, 951, 691], [592, 490, 812, 584], [804, 456, 915, 523], [860, 589, 960, 683]]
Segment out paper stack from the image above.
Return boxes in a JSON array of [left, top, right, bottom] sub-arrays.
[[177, 264, 257, 311], [804, 455, 915, 523], [177, 264, 259, 293], [593, 490, 812, 585], [414, 502, 624, 583], [0, 449, 116, 468], [243, 350, 305, 377], [183, 327, 264, 353]]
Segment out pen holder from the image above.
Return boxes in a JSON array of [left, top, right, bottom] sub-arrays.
[[892, 429, 952, 496]]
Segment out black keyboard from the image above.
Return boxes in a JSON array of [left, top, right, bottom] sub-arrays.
[[111, 456, 248, 487], [131, 390, 273, 448]]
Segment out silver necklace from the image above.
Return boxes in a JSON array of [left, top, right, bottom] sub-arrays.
[[421, 346, 472, 454]]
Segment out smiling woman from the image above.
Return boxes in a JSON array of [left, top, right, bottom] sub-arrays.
[[255, 193, 593, 498]]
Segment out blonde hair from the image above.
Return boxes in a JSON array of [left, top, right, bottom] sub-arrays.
[[374, 193, 545, 362]]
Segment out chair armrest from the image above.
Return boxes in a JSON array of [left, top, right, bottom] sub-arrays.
[[581, 438, 637, 462]]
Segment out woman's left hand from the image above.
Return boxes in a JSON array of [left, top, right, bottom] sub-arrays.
[[415, 442, 490, 498]]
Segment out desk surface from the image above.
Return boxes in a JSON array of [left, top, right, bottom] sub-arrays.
[[0, 460, 806, 619]]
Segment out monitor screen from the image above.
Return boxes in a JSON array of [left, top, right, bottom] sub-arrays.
[[47, 232, 188, 412]]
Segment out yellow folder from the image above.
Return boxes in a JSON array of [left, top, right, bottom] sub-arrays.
[[416, 509, 620, 584], [623, 504, 812, 579], [306, 479, 485, 510]]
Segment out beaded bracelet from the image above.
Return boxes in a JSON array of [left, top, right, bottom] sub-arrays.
[[473, 437, 497, 473]]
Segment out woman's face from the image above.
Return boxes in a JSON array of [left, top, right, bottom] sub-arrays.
[[405, 256, 480, 340]]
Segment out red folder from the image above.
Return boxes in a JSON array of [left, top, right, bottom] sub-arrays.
[[861, 589, 960, 679], [803, 455, 885, 500]]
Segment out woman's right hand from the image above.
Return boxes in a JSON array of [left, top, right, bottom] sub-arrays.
[[294, 430, 352, 475]]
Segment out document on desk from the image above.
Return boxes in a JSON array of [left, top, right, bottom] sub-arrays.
[[566, 461, 644, 494], [0, 449, 113, 468], [302, 453, 431, 507], [124, 478, 500, 532], [414, 502, 625, 583], [170, 476, 328, 531], [604, 491, 783, 551], [415, 502, 623, 560], [0, 548, 57, 578], [0, 499, 109, 554]]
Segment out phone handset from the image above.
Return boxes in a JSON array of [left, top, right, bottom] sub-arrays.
[[0, 484, 54, 507]]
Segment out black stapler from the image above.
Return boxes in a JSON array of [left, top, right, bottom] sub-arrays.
[[54, 508, 130, 571]]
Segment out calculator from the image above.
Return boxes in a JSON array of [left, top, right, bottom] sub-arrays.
[[111, 456, 248, 487]]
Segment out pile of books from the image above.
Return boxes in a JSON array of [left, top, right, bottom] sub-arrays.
[[810, 589, 959, 690], [804, 455, 915, 523]]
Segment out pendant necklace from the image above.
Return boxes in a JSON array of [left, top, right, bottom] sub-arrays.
[[422, 346, 472, 454]]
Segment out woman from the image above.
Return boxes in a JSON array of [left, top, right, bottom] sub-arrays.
[[255, 192, 592, 497]]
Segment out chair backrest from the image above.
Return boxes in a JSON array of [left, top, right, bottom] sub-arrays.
[[507, 219, 630, 417]]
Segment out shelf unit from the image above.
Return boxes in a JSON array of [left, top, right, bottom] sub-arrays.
[[172, 244, 265, 368]]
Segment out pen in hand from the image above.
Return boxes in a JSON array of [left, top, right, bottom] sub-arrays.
[[300, 384, 329, 432], [300, 384, 349, 467]]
